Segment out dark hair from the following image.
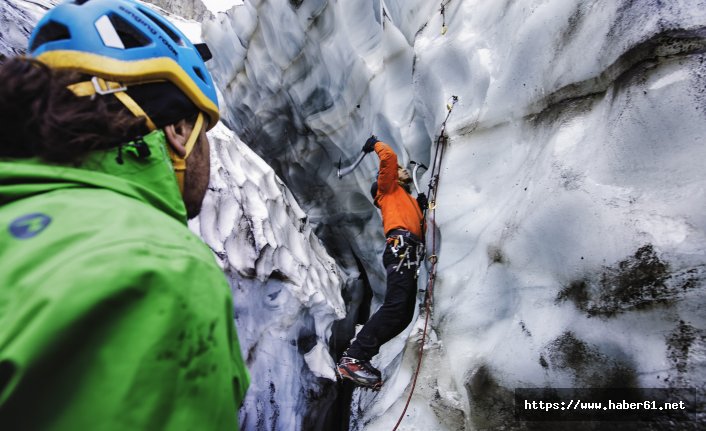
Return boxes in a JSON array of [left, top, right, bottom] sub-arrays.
[[0, 57, 148, 163]]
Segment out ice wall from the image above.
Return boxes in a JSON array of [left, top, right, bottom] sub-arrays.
[[147, 0, 212, 21], [0, 0, 54, 58], [4, 0, 706, 429], [205, 0, 706, 429], [192, 124, 345, 430]]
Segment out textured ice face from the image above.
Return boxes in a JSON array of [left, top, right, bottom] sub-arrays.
[[204, 0, 706, 429], [4, 0, 706, 429], [0, 0, 55, 58], [192, 123, 346, 430]]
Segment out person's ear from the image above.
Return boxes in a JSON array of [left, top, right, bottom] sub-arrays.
[[163, 118, 192, 158]]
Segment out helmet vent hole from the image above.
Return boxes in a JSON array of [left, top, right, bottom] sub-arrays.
[[29, 20, 71, 52], [193, 67, 206, 83], [137, 6, 184, 46], [109, 14, 150, 48], [195, 43, 213, 62], [73, 0, 92, 5]]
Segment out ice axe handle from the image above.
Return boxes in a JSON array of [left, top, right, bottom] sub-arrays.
[[337, 151, 368, 179], [410, 161, 428, 194]]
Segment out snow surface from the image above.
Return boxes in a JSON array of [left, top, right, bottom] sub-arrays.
[[3, 0, 706, 430]]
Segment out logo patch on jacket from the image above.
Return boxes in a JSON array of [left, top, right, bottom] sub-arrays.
[[9, 213, 52, 239]]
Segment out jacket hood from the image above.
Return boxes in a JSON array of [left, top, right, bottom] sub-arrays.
[[0, 130, 188, 224]]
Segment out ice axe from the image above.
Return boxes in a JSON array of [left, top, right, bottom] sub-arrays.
[[337, 151, 368, 179], [409, 160, 428, 195]]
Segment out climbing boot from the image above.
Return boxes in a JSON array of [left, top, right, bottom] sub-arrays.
[[336, 356, 382, 390]]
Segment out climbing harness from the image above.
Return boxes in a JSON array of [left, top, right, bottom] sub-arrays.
[[391, 95, 458, 431], [386, 231, 425, 277]]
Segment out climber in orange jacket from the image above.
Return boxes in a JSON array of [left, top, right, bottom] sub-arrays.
[[337, 135, 426, 389]]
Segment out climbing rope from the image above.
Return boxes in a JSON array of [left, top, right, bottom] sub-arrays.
[[391, 95, 458, 431]]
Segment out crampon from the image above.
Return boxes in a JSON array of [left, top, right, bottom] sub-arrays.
[[336, 357, 383, 391]]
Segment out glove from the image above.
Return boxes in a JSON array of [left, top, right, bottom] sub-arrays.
[[362, 135, 378, 153], [416, 193, 428, 210]]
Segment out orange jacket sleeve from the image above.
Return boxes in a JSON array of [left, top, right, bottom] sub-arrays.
[[374, 141, 397, 195]]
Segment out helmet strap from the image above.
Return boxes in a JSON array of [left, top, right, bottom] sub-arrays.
[[167, 112, 204, 194], [113, 90, 158, 131], [67, 77, 204, 195], [67, 77, 158, 131]]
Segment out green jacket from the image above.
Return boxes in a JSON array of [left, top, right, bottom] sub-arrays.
[[0, 131, 249, 430]]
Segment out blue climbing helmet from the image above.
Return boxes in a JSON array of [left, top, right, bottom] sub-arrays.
[[28, 0, 219, 129]]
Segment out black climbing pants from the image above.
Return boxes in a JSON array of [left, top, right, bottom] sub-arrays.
[[346, 235, 420, 362]]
